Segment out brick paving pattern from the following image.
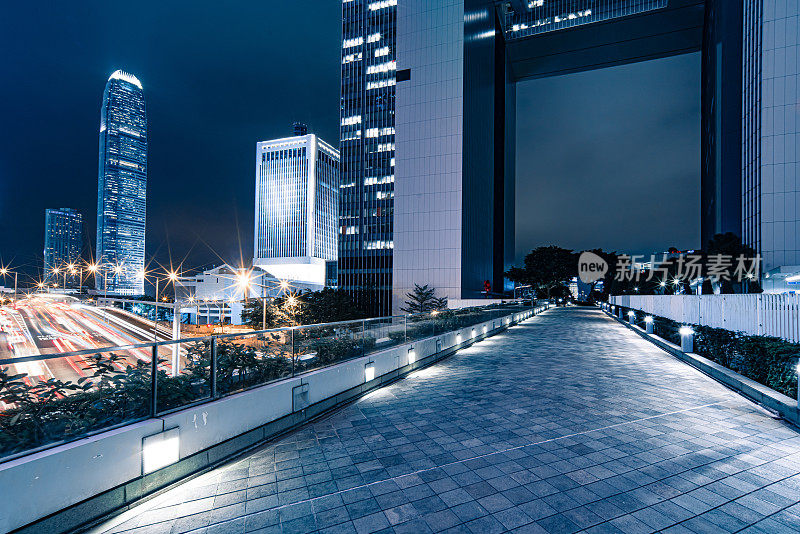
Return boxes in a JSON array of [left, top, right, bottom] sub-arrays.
[[92, 307, 800, 534]]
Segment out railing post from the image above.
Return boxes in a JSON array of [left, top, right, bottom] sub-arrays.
[[210, 337, 217, 399], [150, 344, 158, 417]]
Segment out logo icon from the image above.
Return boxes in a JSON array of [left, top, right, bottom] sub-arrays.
[[578, 251, 608, 284]]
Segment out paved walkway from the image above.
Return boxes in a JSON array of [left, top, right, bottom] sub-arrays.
[[93, 308, 800, 534]]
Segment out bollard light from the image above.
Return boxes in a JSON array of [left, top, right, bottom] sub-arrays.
[[679, 326, 694, 353], [628, 311, 635, 316], [644, 315, 654, 334], [644, 316, 653, 323]]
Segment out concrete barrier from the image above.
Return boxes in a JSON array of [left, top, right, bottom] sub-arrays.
[[2, 307, 544, 534]]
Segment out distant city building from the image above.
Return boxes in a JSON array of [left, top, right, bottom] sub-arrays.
[[175, 264, 323, 325], [339, 0, 397, 316], [96, 70, 147, 296], [741, 0, 800, 292], [292, 122, 308, 136], [43, 208, 83, 283], [253, 128, 339, 286]]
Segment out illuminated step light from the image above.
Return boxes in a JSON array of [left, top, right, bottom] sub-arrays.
[[142, 428, 179, 474], [408, 348, 416, 364], [365, 362, 375, 382]]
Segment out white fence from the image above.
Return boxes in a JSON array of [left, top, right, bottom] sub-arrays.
[[611, 294, 800, 343]]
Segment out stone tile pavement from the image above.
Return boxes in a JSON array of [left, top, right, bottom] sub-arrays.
[[91, 307, 800, 534]]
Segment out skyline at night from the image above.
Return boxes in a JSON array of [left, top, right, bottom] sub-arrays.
[[1, 1, 699, 287]]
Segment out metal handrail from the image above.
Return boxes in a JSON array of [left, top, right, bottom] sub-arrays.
[[0, 303, 531, 366]]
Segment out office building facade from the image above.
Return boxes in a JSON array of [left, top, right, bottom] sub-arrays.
[[339, 0, 397, 317], [43, 208, 83, 282], [701, 0, 744, 248], [96, 70, 147, 296], [253, 130, 339, 286], [742, 0, 800, 291]]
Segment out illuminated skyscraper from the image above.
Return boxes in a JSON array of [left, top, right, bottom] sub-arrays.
[[96, 70, 147, 295], [253, 128, 339, 286], [339, 0, 397, 316], [742, 0, 800, 290], [43, 208, 83, 283]]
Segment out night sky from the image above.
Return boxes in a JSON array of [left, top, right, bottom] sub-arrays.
[[0, 2, 700, 286]]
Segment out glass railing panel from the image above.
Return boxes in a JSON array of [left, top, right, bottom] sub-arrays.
[[155, 338, 211, 414], [405, 313, 436, 342], [216, 331, 292, 397], [293, 320, 366, 375], [0, 344, 153, 460], [362, 316, 406, 354]]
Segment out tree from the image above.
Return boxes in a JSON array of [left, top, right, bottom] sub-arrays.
[[705, 232, 761, 293], [241, 298, 279, 330], [298, 288, 365, 324], [401, 284, 448, 313], [506, 246, 577, 299]]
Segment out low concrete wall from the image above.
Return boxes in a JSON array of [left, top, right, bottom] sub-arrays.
[[601, 307, 799, 427], [2, 308, 541, 534]]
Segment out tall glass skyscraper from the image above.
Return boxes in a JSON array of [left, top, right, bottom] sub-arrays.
[[253, 128, 339, 286], [96, 70, 147, 295], [43, 208, 83, 283], [339, 0, 397, 317], [742, 0, 800, 290]]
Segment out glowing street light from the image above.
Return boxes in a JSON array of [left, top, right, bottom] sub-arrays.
[[0, 266, 18, 305]]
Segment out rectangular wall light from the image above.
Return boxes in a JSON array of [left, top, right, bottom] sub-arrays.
[[142, 428, 180, 474], [365, 362, 375, 382], [408, 348, 416, 364]]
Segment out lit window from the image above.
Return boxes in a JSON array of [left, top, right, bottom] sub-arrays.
[[366, 79, 396, 91], [364, 175, 394, 185], [367, 61, 396, 75], [375, 47, 390, 57], [342, 52, 362, 64], [368, 0, 396, 10], [341, 115, 362, 126], [367, 32, 381, 43], [365, 240, 394, 250], [342, 37, 363, 49]]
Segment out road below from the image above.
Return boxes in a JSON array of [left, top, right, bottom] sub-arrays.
[[0, 295, 172, 395]]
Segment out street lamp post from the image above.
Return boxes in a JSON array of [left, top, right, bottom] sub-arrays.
[[0, 267, 18, 306], [236, 270, 291, 331]]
